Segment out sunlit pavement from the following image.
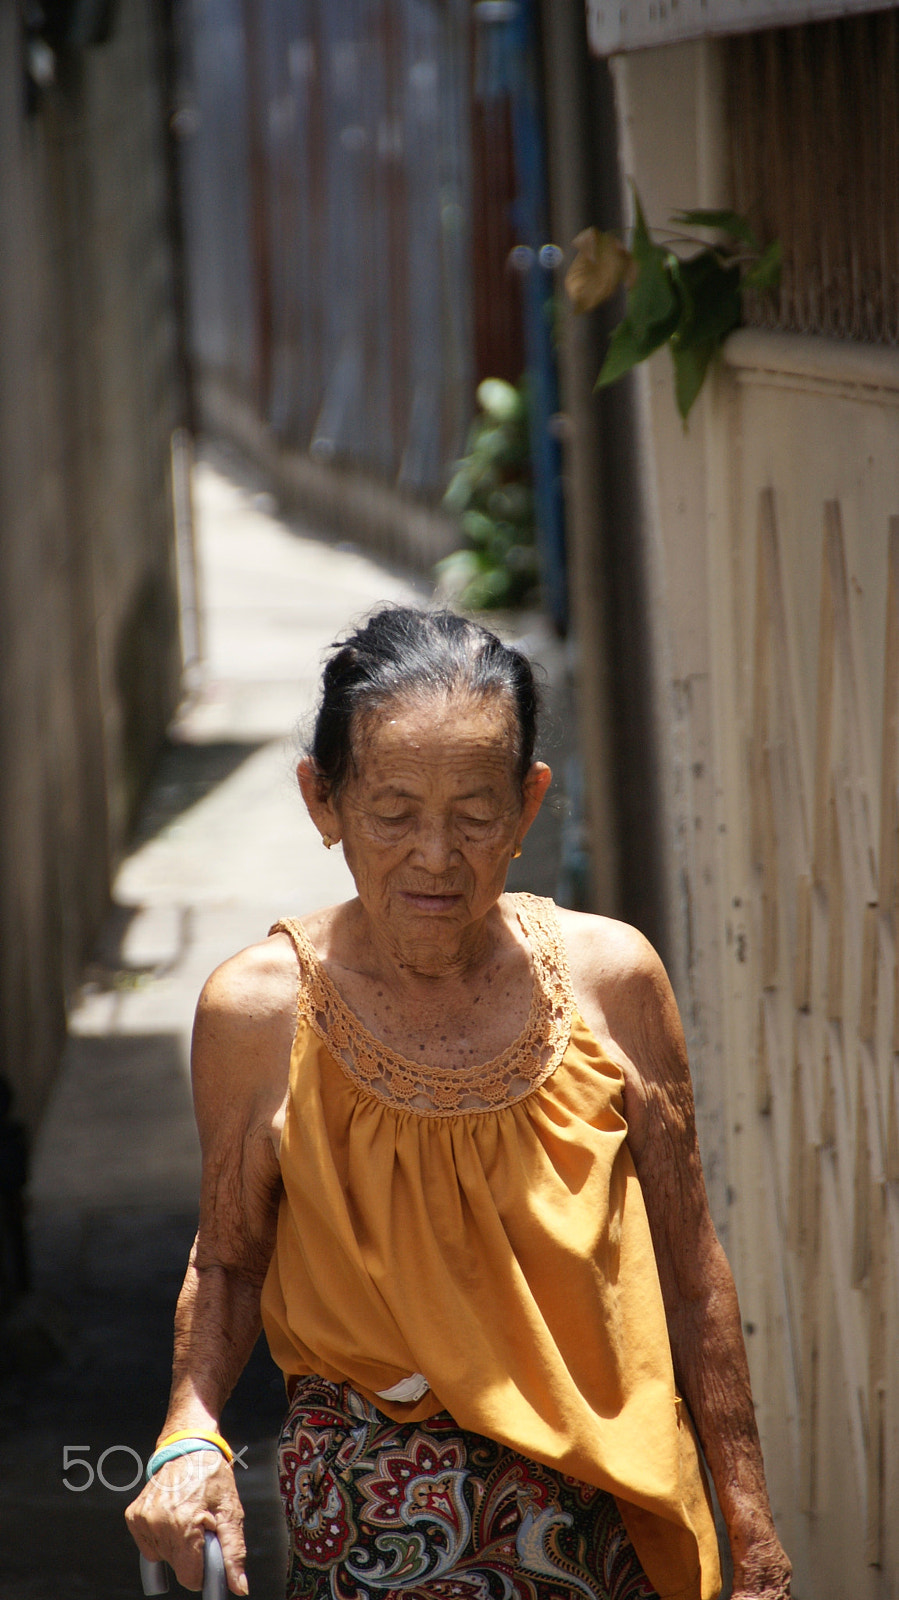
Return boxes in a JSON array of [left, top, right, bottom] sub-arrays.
[[0, 446, 572, 1597], [0, 449, 425, 1599]]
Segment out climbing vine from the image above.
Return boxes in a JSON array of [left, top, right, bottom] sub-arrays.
[[437, 378, 538, 611], [565, 191, 781, 419]]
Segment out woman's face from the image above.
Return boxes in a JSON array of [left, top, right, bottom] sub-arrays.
[[299, 689, 551, 953]]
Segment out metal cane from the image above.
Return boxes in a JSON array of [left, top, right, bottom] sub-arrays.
[[140, 1529, 227, 1599]]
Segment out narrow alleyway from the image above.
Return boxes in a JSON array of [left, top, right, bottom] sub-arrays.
[[0, 450, 427, 1599], [0, 447, 572, 1599]]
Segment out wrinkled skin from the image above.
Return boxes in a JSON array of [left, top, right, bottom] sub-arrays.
[[126, 689, 790, 1598]]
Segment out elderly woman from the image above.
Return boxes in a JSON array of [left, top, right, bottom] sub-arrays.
[[126, 608, 790, 1600]]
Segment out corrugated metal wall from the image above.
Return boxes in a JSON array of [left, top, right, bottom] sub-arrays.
[[180, 0, 475, 495]]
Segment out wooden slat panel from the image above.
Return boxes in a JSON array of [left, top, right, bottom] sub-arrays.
[[739, 475, 897, 1584], [728, 13, 899, 344]]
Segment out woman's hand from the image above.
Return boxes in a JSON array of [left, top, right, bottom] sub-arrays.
[[732, 1580, 791, 1599], [730, 1527, 791, 1598], [126, 1451, 248, 1594], [732, 1568, 791, 1598]]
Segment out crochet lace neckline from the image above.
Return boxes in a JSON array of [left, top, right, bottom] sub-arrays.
[[271, 894, 574, 1117]]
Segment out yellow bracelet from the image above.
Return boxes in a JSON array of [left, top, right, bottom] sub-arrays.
[[156, 1428, 234, 1464]]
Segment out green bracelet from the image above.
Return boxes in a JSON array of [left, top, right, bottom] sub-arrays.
[[146, 1437, 229, 1481]]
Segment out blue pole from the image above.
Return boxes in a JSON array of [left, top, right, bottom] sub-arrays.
[[476, 0, 568, 632]]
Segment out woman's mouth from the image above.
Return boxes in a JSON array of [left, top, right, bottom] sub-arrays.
[[398, 891, 463, 913]]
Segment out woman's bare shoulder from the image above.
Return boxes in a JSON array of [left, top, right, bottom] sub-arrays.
[[191, 931, 307, 1128], [190, 936, 303, 1241], [197, 933, 300, 1030], [553, 906, 664, 998], [194, 898, 361, 1064], [552, 904, 685, 1076]]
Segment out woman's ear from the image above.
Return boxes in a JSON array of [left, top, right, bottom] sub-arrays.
[[517, 762, 552, 843], [297, 757, 341, 845]]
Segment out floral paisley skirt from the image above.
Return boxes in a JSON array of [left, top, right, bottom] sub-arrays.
[[277, 1375, 660, 1600]]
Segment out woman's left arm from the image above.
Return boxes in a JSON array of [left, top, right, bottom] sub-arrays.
[[594, 927, 791, 1600]]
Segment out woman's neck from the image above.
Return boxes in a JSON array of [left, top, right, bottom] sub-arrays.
[[350, 898, 507, 990], [321, 895, 533, 1073]]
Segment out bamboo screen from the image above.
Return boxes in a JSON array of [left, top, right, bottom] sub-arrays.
[[727, 10, 899, 344]]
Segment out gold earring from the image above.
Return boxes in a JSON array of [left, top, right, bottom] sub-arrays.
[[512, 845, 522, 859], [322, 834, 333, 850]]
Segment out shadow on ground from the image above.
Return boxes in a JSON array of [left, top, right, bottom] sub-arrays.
[[129, 740, 271, 849], [0, 1205, 287, 1598]]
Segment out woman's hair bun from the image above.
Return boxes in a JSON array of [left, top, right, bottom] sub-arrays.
[[310, 607, 539, 794]]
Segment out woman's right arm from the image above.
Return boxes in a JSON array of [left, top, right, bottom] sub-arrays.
[[125, 943, 295, 1595]]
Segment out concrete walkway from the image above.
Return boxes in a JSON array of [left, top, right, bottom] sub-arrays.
[[0, 450, 426, 1599], [0, 447, 573, 1598]]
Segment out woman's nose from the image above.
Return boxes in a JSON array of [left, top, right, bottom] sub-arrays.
[[412, 817, 458, 870]]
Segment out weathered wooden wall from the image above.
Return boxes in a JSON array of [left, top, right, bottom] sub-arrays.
[[605, 33, 899, 1597], [0, 3, 185, 1133], [713, 332, 899, 1594]]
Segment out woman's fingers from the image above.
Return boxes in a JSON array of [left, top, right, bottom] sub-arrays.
[[203, 1486, 249, 1596], [215, 1515, 250, 1596], [125, 1454, 247, 1594], [160, 1518, 209, 1592]]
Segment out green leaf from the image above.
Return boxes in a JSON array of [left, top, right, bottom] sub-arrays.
[[627, 191, 680, 346], [462, 566, 515, 609], [461, 510, 496, 548], [742, 238, 782, 293], [485, 522, 516, 560], [670, 251, 741, 349], [476, 377, 525, 424], [596, 193, 681, 388], [666, 253, 693, 329], [435, 547, 483, 593], [596, 314, 658, 387], [487, 483, 534, 527], [670, 209, 760, 250], [469, 424, 504, 460], [593, 190, 772, 409], [627, 257, 680, 348], [443, 464, 475, 513], [671, 340, 716, 419]]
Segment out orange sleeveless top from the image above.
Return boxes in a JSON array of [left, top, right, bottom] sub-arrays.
[[259, 894, 721, 1600]]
